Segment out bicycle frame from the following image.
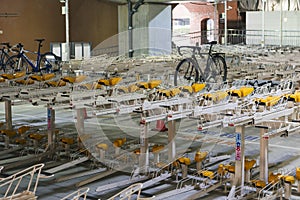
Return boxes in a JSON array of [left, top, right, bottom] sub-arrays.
[[191, 42, 224, 80], [15, 40, 52, 73], [175, 41, 227, 86]]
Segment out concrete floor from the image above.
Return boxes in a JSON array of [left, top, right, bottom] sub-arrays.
[[1, 101, 300, 199]]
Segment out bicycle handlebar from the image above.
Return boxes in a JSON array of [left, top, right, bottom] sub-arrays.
[[0, 42, 12, 49], [177, 41, 218, 56]]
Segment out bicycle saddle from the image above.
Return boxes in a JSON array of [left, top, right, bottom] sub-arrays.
[[208, 41, 217, 45], [35, 39, 45, 42]]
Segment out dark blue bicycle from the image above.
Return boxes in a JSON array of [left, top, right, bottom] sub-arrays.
[[5, 39, 61, 74]]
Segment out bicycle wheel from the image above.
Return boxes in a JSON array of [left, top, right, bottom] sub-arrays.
[[204, 55, 227, 83], [0, 52, 6, 73], [174, 58, 199, 86], [5, 55, 30, 74], [39, 53, 62, 74]]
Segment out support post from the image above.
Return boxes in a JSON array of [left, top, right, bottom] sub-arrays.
[[259, 128, 269, 183], [234, 125, 245, 187], [284, 182, 292, 199], [115, 147, 121, 155], [245, 169, 251, 183], [214, 1, 218, 41], [65, 0, 70, 61], [224, 0, 228, 46], [181, 164, 188, 178], [261, 0, 265, 47], [128, 0, 133, 58], [99, 149, 105, 160], [154, 153, 160, 164], [76, 108, 85, 149], [167, 120, 176, 163], [139, 121, 149, 173], [280, 0, 283, 47], [5, 100, 12, 130], [47, 105, 55, 149], [196, 162, 202, 172]]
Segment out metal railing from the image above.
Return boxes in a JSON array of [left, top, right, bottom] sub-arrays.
[[89, 28, 300, 57], [0, 163, 44, 199], [173, 29, 300, 47], [61, 187, 90, 200], [106, 183, 143, 200]]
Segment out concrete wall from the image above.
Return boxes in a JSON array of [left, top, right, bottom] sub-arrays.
[[0, 0, 118, 53], [118, 3, 172, 56]]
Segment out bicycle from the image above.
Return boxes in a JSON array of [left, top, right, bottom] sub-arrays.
[[174, 41, 227, 86], [0, 42, 17, 73], [5, 39, 61, 74]]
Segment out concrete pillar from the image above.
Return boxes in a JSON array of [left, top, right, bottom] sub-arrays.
[[5, 100, 12, 130], [118, 3, 172, 57], [47, 105, 55, 148], [139, 122, 149, 173], [168, 120, 176, 163], [259, 128, 269, 183], [234, 125, 245, 186]]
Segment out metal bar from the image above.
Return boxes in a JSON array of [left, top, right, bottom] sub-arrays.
[[44, 157, 89, 174], [65, 0, 70, 61]]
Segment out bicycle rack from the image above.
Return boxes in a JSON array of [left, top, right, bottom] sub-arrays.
[[0, 163, 44, 199], [60, 187, 90, 200]]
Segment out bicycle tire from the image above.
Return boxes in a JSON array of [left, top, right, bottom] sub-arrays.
[[204, 55, 227, 83], [5, 55, 30, 74], [0, 52, 8, 73], [39, 52, 62, 74], [174, 58, 200, 86]]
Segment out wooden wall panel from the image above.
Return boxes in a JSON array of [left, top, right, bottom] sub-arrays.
[[0, 0, 118, 53]]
